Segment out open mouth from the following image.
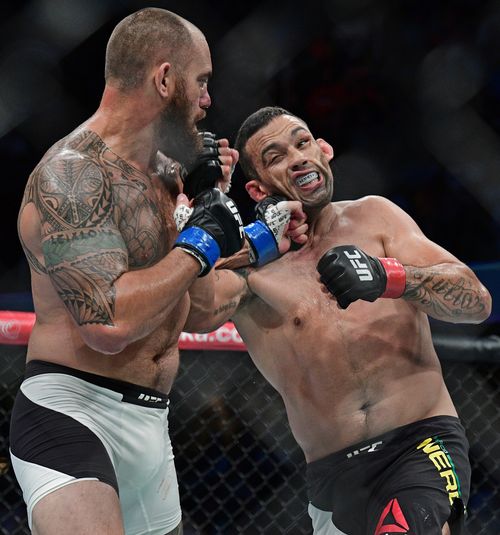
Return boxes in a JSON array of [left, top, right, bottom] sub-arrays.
[[295, 171, 322, 189]]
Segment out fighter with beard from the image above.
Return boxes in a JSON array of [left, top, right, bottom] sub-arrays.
[[185, 107, 492, 535], [7, 9, 298, 535]]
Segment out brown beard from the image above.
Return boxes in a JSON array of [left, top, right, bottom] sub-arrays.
[[159, 76, 201, 169]]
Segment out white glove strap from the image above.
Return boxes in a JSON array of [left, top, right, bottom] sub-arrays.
[[174, 204, 193, 232], [264, 201, 291, 244]]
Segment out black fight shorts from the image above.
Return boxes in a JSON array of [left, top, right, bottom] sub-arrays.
[[307, 416, 471, 535]]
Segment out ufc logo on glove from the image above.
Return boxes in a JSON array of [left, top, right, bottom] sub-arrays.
[[225, 199, 244, 239], [317, 244, 406, 309], [343, 250, 373, 281]]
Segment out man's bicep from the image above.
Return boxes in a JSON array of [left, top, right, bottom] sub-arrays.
[[36, 154, 128, 326], [42, 231, 128, 325], [381, 199, 460, 266]]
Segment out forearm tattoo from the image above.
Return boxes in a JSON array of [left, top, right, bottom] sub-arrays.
[[404, 266, 486, 320], [209, 268, 253, 318], [213, 300, 239, 317]]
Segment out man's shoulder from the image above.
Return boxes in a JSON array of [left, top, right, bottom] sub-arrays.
[[33, 128, 108, 181], [333, 195, 399, 215]]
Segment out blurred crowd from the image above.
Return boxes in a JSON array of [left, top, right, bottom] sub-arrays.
[[1, 0, 499, 294]]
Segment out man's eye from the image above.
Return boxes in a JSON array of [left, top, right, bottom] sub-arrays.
[[199, 79, 208, 90]]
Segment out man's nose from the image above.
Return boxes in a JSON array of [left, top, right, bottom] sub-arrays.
[[289, 147, 308, 169], [200, 90, 211, 110]]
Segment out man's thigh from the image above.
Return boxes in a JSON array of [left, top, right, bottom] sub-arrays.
[[31, 480, 124, 535], [368, 489, 465, 535]]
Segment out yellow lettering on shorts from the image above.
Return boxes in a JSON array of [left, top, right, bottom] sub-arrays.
[[417, 437, 461, 505]]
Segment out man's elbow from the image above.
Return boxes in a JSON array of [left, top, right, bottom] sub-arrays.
[[476, 286, 492, 323], [79, 323, 132, 355], [184, 312, 223, 334]]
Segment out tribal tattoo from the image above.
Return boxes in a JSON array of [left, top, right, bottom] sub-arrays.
[[26, 130, 168, 326], [404, 266, 486, 320]]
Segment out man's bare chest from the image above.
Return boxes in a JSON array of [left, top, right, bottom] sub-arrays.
[[111, 171, 176, 269]]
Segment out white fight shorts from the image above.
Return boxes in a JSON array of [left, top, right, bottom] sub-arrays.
[[9, 360, 182, 535]]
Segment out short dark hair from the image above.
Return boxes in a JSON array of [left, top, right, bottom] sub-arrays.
[[104, 8, 193, 90], [234, 106, 298, 180]]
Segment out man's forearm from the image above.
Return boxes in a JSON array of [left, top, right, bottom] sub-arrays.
[[215, 240, 254, 270], [185, 268, 250, 333], [403, 263, 491, 324]]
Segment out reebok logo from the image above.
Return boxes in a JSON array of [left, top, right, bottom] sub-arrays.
[[374, 498, 409, 534], [343, 249, 373, 281]]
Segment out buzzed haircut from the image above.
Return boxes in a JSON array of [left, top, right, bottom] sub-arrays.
[[234, 106, 298, 180], [105, 8, 193, 90]]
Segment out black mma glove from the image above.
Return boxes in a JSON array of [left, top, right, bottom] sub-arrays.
[[317, 245, 406, 309], [182, 132, 223, 198], [244, 195, 290, 266], [174, 188, 244, 276]]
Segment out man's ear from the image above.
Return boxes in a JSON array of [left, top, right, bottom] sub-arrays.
[[317, 138, 334, 162], [245, 180, 269, 202], [154, 62, 172, 98]]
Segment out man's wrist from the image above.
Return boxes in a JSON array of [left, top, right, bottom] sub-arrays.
[[244, 220, 279, 266], [175, 246, 206, 275], [379, 257, 406, 298]]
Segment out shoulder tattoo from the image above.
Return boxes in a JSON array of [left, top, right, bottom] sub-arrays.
[[35, 136, 127, 325]]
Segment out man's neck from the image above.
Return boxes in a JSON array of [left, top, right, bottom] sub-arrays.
[[87, 85, 159, 174]]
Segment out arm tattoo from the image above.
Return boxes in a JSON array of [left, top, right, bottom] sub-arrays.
[[34, 134, 128, 326], [233, 268, 254, 309], [404, 266, 486, 320], [213, 300, 238, 317], [208, 268, 254, 318], [18, 179, 48, 275]]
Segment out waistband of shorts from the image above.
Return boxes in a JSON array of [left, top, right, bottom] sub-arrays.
[[24, 359, 169, 409], [307, 415, 464, 472]]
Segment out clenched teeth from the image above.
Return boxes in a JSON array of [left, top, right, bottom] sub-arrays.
[[296, 171, 319, 186]]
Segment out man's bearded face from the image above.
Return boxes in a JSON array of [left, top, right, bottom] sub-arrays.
[[159, 76, 201, 169]]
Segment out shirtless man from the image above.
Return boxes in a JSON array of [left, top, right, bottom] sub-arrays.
[[184, 106, 492, 535], [7, 9, 293, 535]]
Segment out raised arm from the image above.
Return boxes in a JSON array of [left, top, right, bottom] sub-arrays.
[[179, 194, 307, 333], [317, 196, 491, 323], [33, 151, 243, 354], [382, 199, 491, 322]]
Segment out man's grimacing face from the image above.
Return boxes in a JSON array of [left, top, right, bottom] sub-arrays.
[[245, 115, 335, 210]]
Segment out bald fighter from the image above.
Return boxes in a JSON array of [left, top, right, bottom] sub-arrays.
[[184, 107, 492, 535], [9, 11, 304, 535]]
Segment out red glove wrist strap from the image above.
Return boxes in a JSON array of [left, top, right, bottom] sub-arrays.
[[379, 257, 406, 298]]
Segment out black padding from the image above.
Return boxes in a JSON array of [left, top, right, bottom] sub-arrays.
[[9, 390, 118, 493]]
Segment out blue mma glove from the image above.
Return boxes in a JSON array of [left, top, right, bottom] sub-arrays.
[[174, 188, 244, 276], [244, 195, 291, 266]]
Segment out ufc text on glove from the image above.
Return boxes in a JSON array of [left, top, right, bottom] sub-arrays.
[[316, 244, 406, 309], [174, 189, 244, 276]]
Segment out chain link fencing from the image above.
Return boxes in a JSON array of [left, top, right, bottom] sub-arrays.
[[1, 343, 499, 534]]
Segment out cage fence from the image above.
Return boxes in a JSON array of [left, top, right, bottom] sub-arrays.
[[1, 335, 499, 534]]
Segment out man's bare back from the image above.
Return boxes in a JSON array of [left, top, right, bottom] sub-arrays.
[[18, 127, 187, 391]]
